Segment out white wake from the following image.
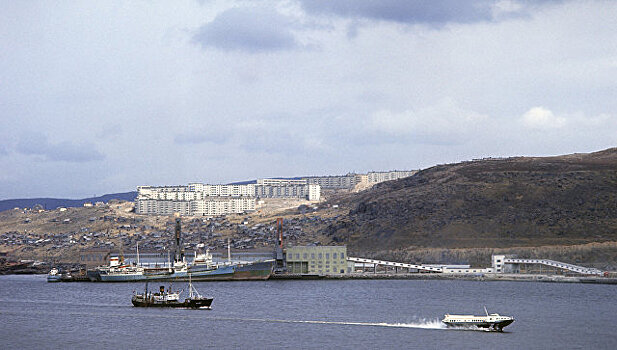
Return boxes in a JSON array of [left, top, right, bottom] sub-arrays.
[[223, 317, 449, 330]]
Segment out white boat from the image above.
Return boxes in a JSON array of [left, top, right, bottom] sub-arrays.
[[442, 307, 514, 331], [47, 268, 62, 282]]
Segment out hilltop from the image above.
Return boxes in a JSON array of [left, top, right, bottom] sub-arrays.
[[317, 148, 617, 268], [0, 192, 137, 212]]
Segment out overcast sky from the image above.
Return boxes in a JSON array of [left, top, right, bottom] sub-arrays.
[[1, 0, 616, 199]]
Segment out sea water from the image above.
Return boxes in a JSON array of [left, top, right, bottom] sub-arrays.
[[0, 275, 615, 349]]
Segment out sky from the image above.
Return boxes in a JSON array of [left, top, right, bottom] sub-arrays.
[[1, 0, 616, 199]]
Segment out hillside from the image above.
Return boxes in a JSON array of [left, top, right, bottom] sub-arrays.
[[0, 192, 137, 212], [322, 148, 617, 256]]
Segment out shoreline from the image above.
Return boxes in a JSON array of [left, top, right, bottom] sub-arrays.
[[5, 271, 617, 285], [271, 273, 617, 284]]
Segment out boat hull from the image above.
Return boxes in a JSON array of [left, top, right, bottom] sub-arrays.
[[443, 319, 514, 331], [47, 275, 62, 282], [131, 296, 213, 309]]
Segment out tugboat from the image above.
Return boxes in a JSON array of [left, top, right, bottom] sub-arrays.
[[131, 276, 213, 309], [442, 307, 514, 332]]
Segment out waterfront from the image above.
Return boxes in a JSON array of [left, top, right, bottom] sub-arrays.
[[1, 275, 615, 349]]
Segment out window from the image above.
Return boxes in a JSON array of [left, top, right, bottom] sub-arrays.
[[303, 253, 308, 259], [311, 253, 315, 259], [318, 253, 322, 259], [333, 253, 337, 259], [340, 253, 345, 259], [295, 253, 300, 259], [325, 253, 329, 259]]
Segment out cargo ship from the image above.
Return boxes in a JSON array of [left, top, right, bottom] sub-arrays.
[[88, 218, 273, 282], [233, 260, 273, 280], [91, 257, 272, 282], [91, 253, 237, 282]]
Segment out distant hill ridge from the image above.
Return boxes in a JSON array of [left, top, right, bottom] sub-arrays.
[[0, 192, 137, 212], [323, 147, 617, 252]]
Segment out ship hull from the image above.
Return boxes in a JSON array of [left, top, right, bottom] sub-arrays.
[[98, 265, 235, 282], [47, 275, 62, 282], [232, 261, 273, 280], [92, 260, 273, 282]]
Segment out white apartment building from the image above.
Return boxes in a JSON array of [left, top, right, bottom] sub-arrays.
[[255, 183, 320, 201], [303, 170, 417, 189], [366, 170, 417, 184], [256, 178, 308, 186], [136, 184, 256, 216], [135, 170, 412, 215], [188, 183, 255, 197], [136, 180, 318, 216], [304, 174, 360, 189], [136, 197, 255, 216]]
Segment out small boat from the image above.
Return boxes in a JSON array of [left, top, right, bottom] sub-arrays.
[[442, 307, 514, 332], [47, 268, 62, 282], [131, 276, 213, 309]]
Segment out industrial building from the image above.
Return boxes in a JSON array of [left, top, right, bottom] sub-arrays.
[[286, 245, 350, 275]]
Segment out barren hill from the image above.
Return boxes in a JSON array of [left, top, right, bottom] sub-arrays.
[[323, 148, 617, 255]]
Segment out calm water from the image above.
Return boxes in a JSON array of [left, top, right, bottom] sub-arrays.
[[1, 275, 615, 349]]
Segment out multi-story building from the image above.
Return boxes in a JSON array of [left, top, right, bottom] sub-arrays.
[[135, 170, 413, 216], [136, 184, 256, 216], [366, 170, 417, 184], [136, 197, 256, 216], [255, 180, 320, 201], [304, 174, 360, 189], [302, 170, 417, 189], [286, 246, 350, 275], [256, 178, 307, 186]]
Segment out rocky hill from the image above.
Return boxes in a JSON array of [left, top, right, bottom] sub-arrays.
[[323, 148, 617, 258]]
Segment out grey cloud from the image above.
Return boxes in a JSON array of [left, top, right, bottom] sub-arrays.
[[300, 0, 494, 25], [299, 0, 566, 25], [17, 133, 105, 162], [193, 7, 298, 53]]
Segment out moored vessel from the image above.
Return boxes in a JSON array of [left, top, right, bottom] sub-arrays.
[[232, 260, 274, 280], [47, 268, 62, 282], [88, 218, 272, 282]]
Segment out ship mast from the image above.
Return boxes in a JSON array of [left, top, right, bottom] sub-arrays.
[[173, 215, 184, 263], [227, 238, 231, 264]]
